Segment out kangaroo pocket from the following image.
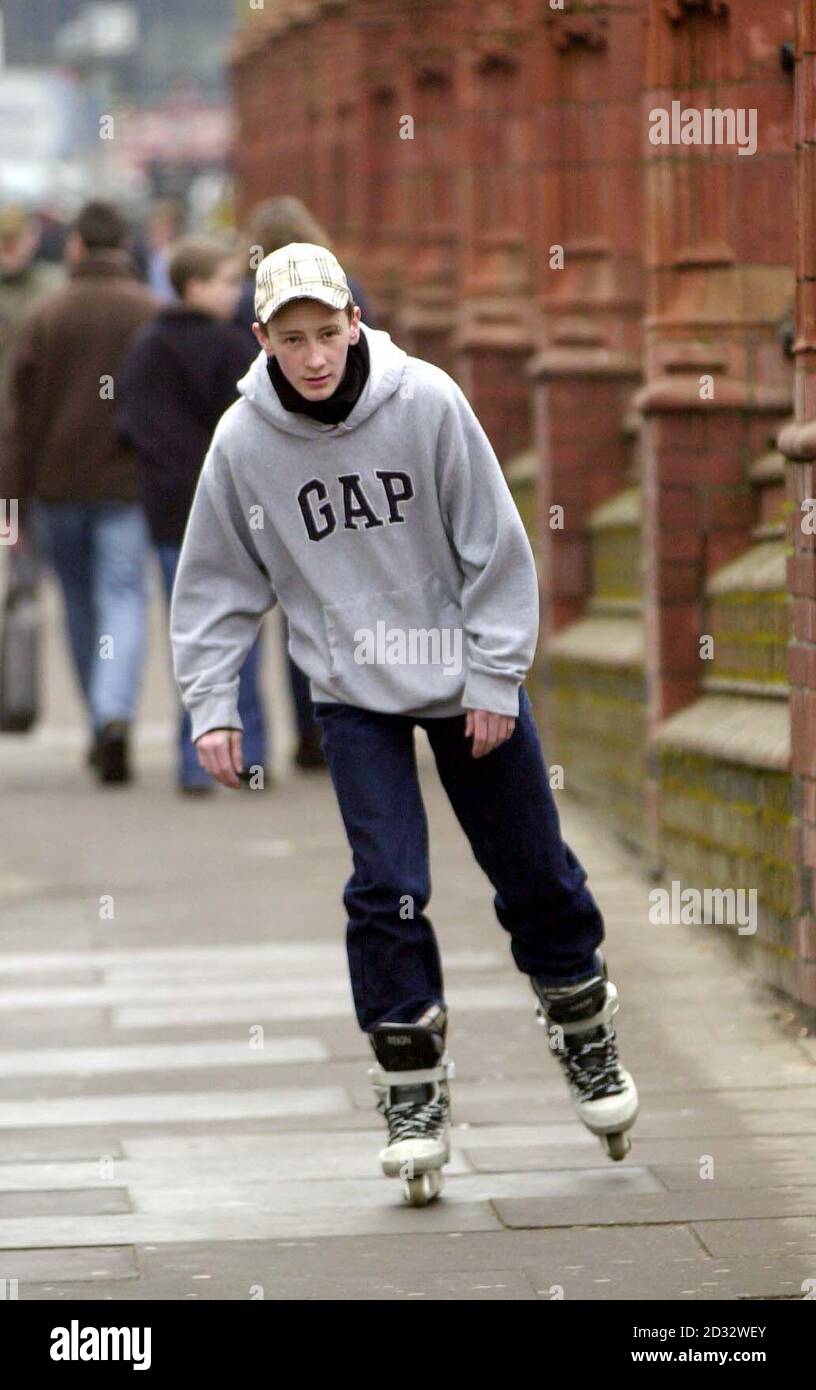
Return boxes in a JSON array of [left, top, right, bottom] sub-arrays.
[[322, 572, 466, 711]]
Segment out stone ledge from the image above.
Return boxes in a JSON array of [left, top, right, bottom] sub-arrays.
[[504, 448, 537, 485], [588, 485, 641, 532], [547, 616, 643, 667], [588, 596, 643, 616], [750, 446, 787, 485], [703, 676, 789, 700], [779, 418, 816, 462], [655, 695, 791, 770], [707, 539, 788, 595]]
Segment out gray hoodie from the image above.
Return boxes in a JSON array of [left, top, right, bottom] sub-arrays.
[[170, 323, 539, 741]]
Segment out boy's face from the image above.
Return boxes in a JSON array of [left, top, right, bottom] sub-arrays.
[[253, 298, 361, 399], [185, 258, 242, 321]]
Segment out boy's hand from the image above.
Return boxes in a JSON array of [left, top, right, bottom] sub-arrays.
[[464, 709, 516, 759], [195, 728, 243, 789]]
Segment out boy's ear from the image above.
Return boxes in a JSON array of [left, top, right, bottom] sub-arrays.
[[252, 321, 272, 354]]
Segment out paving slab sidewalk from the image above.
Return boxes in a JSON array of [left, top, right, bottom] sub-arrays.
[[0, 579, 814, 1300]]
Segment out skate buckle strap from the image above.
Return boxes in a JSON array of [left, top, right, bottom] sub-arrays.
[[368, 1057, 455, 1088], [535, 981, 620, 1036]]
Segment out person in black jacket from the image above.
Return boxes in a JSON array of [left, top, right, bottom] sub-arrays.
[[118, 236, 269, 792]]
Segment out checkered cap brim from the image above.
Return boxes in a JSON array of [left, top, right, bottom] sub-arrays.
[[255, 242, 352, 323]]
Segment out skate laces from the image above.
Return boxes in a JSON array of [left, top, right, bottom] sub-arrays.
[[378, 1088, 450, 1144], [556, 1025, 626, 1101]]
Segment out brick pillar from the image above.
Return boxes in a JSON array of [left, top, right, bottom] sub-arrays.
[[454, 0, 537, 464], [640, 0, 794, 855], [529, 0, 646, 647], [397, 1, 462, 374], [229, 10, 291, 223], [779, 0, 816, 1008], [356, 0, 414, 332]]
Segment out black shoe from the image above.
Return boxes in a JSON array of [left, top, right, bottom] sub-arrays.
[[96, 720, 131, 784], [294, 731, 326, 770]]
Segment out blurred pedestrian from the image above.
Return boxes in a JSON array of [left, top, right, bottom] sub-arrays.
[[236, 196, 375, 335], [235, 196, 376, 769], [143, 199, 186, 301], [0, 206, 64, 402], [117, 236, 269, 793], [0, 205, 66, 567], [0, 200, 159, 783]]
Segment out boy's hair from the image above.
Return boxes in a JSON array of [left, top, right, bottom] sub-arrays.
[[169, 237, 235, 299], [75, 200, 127, 251], [259, 295, 357, 333]]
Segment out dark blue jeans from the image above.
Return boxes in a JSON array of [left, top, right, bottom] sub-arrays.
[[313, 686, 605, 1031], [156, 543, 269, 786]]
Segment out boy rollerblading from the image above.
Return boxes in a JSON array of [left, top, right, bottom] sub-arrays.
[[170, 242, 638, 1204]]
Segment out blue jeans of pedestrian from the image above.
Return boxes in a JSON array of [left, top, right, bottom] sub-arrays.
[[156, 543, 269, 787], [38, 500, 149, 733], [313, 686, 605, 1031]]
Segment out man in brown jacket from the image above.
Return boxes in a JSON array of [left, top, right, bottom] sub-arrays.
[[2, 201, 158, 781]]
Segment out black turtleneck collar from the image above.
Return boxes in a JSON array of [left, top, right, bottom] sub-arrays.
[[267, 325, 371, 425]]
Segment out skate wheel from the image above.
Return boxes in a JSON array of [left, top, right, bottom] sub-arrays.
[[403, 1171, 443, 1206], [603, 1131, 631, 1162]]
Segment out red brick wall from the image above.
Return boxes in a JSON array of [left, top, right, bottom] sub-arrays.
[[780, 0, 816, 1006]]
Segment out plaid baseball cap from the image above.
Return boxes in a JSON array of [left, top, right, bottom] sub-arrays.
[[254, 242, 352, 325]]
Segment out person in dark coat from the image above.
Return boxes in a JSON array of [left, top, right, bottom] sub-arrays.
[[1, 200, 158, 783], [117, 236, 269, 792]]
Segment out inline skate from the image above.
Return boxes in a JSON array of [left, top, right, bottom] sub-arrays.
[[532, 950, 638, 1160], [368, 1005, 454, 1206]]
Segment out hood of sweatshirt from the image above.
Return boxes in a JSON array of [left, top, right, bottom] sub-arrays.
[[235, 322, 408, 439]]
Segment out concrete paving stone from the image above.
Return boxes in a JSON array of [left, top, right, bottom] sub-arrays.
[[0, 971, 101, 989], [0, 1061, 368, 1103], [0, 1187, 131, 1218], [17, 1268, 541, 1300], [0, 1087, 351, 1129], [0, 1010, 109, 1039], [0, 1150, 471, 1190], [11, 1226, 709, 1298], [119, 1166, 662, 1217], [0, 1129, 125, 1163], [132, 1224, 705, 1276], [691, 1218, 816, 1258], [494, 1188, 816, 1230], [523, 1256, 816, 1301], [0, 1038, 329, 1077], [0, 945, 368, 974], [463, 1137, 816, 1172], [0, 1199, 505, 1247], [0, 978, 358, 1012], [631, 1111, 816, 1140], [0, 1245, 139, 1284], [651, 1161, 816, 1192], [122, 1130, 387, 1162]]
